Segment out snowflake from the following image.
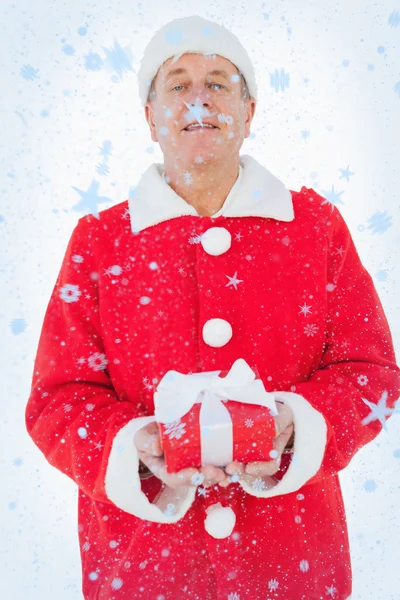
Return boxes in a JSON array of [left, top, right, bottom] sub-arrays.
[[84, 51, 103, 71], [164, 419, 186, 440], [361, 390, 397, 432], [325, 584, 337, 597], [299, 559, 309, 572], [63, 404, 73, 413], [183, 171, 193, 185], [164, 503, 176, 516], [225, 272, 243, 290], [197, 486, 209, 498], [298, 303, 312, 317], [86, 403, 95, 411], [139, 296, 151, 305], [363, 478, 377, 493], [103, 265, 122, 277], [88, 352, 108, 371], [228, 593, 240, 600], [188, 234, 202, 244], [111, 577, 123, 590], [82, 541, 90, 552], [320, 185, 345, 211], [251, 478, 266, 492], [139, 560, 148, 570], [245, 418, 254, 428], [59, 283, 81, 303], [304, 323, 318, 337], [268, 579, 279, 590], [72, 254, 84, 263], [191, 472, 205, 486], [357, 374, 368, 386]]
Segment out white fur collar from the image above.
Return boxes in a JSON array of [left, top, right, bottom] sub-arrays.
[[128, 154, 294, 233]]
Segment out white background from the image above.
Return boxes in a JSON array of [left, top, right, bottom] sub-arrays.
[[1, 0, 399, 598]]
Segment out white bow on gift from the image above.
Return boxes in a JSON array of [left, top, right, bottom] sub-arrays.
[[154, 358, 278, 466]]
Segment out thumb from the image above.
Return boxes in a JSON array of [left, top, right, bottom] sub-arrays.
[[273, 402, 294, 437], [134, 423, 163, 456]]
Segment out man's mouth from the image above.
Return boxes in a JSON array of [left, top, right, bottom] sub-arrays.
[[183, 124, 219, 132]]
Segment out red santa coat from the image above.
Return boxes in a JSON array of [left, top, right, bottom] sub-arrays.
[[25, 154, 400, 600]]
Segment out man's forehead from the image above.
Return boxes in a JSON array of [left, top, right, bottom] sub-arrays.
[[159, 54, 238, 80]]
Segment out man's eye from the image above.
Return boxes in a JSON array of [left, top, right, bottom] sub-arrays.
[[170, 83, 225, 92]]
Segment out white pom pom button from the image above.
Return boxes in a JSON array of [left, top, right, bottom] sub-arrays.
[[204, 503, 236, 539], [201, 227, 231, 256], [202, 318, 232, 347]]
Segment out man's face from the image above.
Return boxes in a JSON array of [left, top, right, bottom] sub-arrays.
[[144, 53, 256, 168]]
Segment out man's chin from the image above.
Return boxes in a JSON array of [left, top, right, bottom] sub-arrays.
[[161, 142, 228, 167], [179, 152, 222, 167]]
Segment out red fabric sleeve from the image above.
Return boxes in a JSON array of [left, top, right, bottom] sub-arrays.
[[25, 215, 149, 504], [290, 195, 400, 487]]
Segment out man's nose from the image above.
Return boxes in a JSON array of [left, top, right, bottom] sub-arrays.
[[187, 88, 212, 107]]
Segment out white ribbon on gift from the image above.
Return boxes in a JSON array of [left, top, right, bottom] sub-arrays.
[[153, 358, 278, 467]]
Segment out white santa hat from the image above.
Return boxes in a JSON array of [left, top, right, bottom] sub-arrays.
[[137, 15, 258, 107]]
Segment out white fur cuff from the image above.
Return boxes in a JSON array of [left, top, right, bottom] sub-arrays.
[[104, 415, 197, 522], [239, 391, 328, 498]]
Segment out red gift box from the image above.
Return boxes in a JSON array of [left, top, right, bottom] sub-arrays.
[[158, 401, 276, 473], [154, 359, 278, 474]]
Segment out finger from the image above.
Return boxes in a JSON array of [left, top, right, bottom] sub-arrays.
[[273, 402, 294, 437], [200, 465, 227, 487], [224, 461, 246, 477], [140, 452, 201, 488], [200, 465, 226, 479], [170, 466, 202, 488], [138, 451, 165, 477], [218, 473, 233, 487], [134, 425, 163, 456], [260, 475, 279, 490], [275, 424, 294, 455], [245, 460, 279, 477], [201, 465, 223, 486]]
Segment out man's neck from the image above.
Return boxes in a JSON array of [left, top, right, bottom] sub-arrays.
[[162, 158, 240, 217]]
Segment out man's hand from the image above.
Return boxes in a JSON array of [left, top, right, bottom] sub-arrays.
[[223, 402, 294, 488], [134, 422, 231, 489], [135, 403, 294, 490]]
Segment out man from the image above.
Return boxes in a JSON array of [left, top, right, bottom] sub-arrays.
[[25, 15, 400, 600]]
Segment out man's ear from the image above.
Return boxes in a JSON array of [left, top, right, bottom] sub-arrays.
[[144, 102, 158, 143], [244, 98, 256, 138]]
